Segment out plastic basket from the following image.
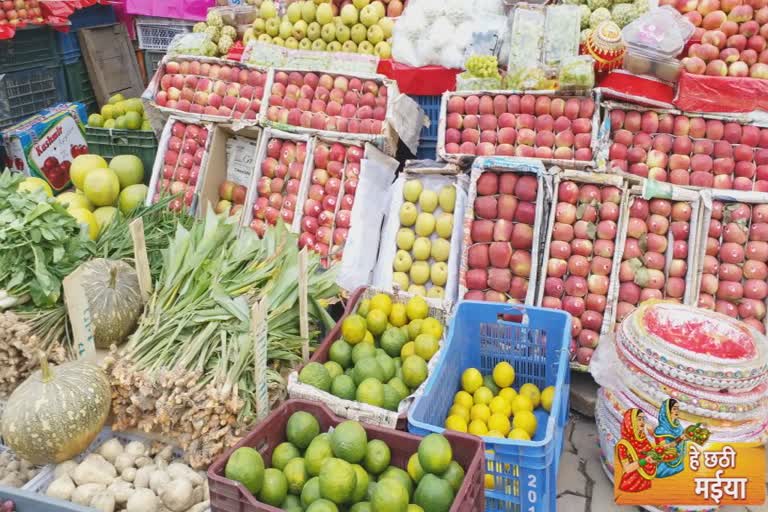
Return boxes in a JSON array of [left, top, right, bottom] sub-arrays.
[[85, 127, 158, 179], [0, 66, 67, 131], [136, 17, 196, 51], [63, 60, 97, 114], [0, 27, 57, 74], [415, 139, 437, 159], [207, 399, 486, 512], [408, 301, 572, 512], [412, 94, 440, 157], [55, 31, 81, 64], [68, 3, 117, 30], [144, 51, 166, 81]]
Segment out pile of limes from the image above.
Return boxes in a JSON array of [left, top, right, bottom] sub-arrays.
[[443, 362, 556, 442], [299, 293, 443, 412], [225, 411, 464, 512]]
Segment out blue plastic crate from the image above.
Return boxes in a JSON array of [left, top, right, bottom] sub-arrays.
[[416, 139, 437, 159], [408, 301, 572, 512], [412, 94, 441, 159], [68, 4, 117, 30], [55, 31, 81, 64]]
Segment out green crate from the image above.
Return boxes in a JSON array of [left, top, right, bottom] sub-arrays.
[[144, 51, 165, 81], [85, 126, 158, 181], [63, 60, 97, 114], [0, 27, 57, 74]]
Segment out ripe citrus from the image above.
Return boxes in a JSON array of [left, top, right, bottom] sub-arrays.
[[461, 368, 483, 394], [492, 361, 515, 388]]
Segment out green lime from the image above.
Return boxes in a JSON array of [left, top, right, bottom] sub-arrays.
[[402, 356, 428, 389], [325, 360, 344, 379], [281, 494, 303, 511], [272, 442, 301, 471], [284, 457, 308, 495], [286, 411, 320, 450], [371, 477, 409, 512], [357, 299, 371, 317], [356, 378, 385, 407], [382, 384, 402, 412], [259, 468, 288, 506], [407, 319, 424, 341], [301, 476, 322, 508], [483, 374, 500, 396], [380, 327, 408, 358], [352, 342, 377, 364], [305, 434, 334, 476], [408, 506, 425, 512], [418, 434, 452, 475], [440, 461, 465, 493], [379, 466, 413, 499], [351, 503, 373, 512], [363, 439, 390, 475], [366, 309, 388, 336], [300, 362, 332, 392], [388, 377, 409, 400], [407, 453, 424, 484], [354, 357, 385, 385], [351, 464, 370, 502], [413, 473, 454, 512], [376, 353, 396, 381], [331, 420, 368, 463], [224, 447, 264, 495], [331, 374, 357, 400], [307, 498, 340, 512], [329, 339, 353, 368], [319, 458, 357, 505]]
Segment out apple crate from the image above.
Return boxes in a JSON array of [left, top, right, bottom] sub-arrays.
[[407, 301, 571, 512], [535, 169, 630, 371], [292, 137, 398, 291], [459, 156, 551, 306], [436, 89, 600, 168], [692, 188, 768, 334], [287, 286, 450, 429], [372, 165, 469, 305], [208, 399, 485, 512], [145, 116, 214, 215], [258, 67, 423, 157], [240, 128, 315, 235], [599, 100, 768, 192]]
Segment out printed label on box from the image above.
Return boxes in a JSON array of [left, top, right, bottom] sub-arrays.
[[226, 136, 259, 187]]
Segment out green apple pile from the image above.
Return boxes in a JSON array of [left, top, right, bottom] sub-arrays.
[[243, 0, 394, 57], [87, 95, 151, 131], [393, 180, 457, 300]]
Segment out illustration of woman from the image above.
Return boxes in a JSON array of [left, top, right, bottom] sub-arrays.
[[654, 398, 686, 478], [616, 408, 657, 492]]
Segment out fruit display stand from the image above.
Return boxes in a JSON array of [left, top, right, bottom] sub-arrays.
[[240, 128, 315, 235], [372, 165, 469, 304], [407, 301, 571, 512], [287, 287, 449, 429], [536, 169, 629, 371], [692, 188, 768, 334], [436, 89, 601, 169], [459, 157, 551, 305], [145, 116, 214, 215], [84, 126, 158, 183], [600, 100, 768, 192]]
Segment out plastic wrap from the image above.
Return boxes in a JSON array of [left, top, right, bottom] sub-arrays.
[[166, 32, 217, 57], [506, 5, 546, 73], [559, 55, 596, 91], [543, 5, 581, 67], [674, 71, 768, 114]]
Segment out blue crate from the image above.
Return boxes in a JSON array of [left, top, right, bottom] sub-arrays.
[[408, 301, 572, 512], [412, 94, 441, 159], [415, 139, 437, 159], [68, 4, 117, 30], [55, 31, 81, 64]]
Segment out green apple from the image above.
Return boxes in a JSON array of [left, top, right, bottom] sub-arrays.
[[412, 237, 431, 261], [341, 4, 358, 25], [285, 36, 299, 49], [418, 189, 438, 213], [307, 21, 321, 40], [353, 0, 370, 9], [259, 33, 273, 43], [260, 0, 277, 19], [403, 179, 422, 202], [292, 20, 308, 39], [430, 262, 448, 287], [342, 40, 358, 52], [311, 38, 327, 50], [427, 286, 445, 299], [409, 284, 427, 296], [371, 1, 385, 18], [321, 22, 336, 42], [399, 202, 418, 227], [393, 250, 413, 273], [438, 185, 456, 213], [316, 3, 333, 24], [414, 212, 435, 237], [279, 19, 293, 39], [266, 17, 280, 36], [377, 17, 394, 38], [350, 23, 367, 43], [435, 213, 453, 239], [253, 18, 266, 35], [393, 271, 410, 291], [336, 24, 350, 42], [299, 37, 312, 49], [287, 2, 302, 23], [431, 238, 450, 262], [366, 24, 384, 45], [327, 41, 342, 52], [410, 261, 430, 285], [360, 4, 380, 27], [301, 1, 317, 23], [396, 227, 415, 250], [374, 41, 391, 58], [358, 40, 374, 54]]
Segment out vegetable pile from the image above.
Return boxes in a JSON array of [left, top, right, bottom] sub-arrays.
[[0, 449, 42, 488]]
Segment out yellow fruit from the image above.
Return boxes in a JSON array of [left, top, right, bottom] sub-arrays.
[[93, 206, 118, 233], [444, 415, 467, 433], [469, 404, 490, 423], [507, 428, 531, 441], [519, 383, 541, 408], [510, 394, 534, 415], [369, 293, 393, 316], [419, 317, 443, 340], [499, 388, 518, 405], [489, 396, 511, 417], [414, 334, 439, 361], [484, 473, 494, 489], [453, 391, 473, 410], [83, 167, 120, 206], [512, 410, 538, 437], [485, 430, 504, 438], [55, 191, 93, 211], [492, 362, 515, 388], [405, 295, 428, 321], [461, 368, 483, 394], [389, 303, 408, 327], [17, 177, 52, 197], [400, 341, 415, 358], [357, 299, 371, 317], [448, 404, 469, 422], [473, 386, 493, 406], [363, 331, 374, 344], [468, 420, 488, 436], [487, 414, 510, 436], [341, 314, 367, 344], [366, 309, 388, 336], [68, 208, 99, 240], [541, 386, 556, 412]]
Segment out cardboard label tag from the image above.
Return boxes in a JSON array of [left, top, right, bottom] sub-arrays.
[[226, 136, 259, 187], [63, 269, 95, 359]]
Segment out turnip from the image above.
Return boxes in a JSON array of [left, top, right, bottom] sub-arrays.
[[54, 461, 78, 480]]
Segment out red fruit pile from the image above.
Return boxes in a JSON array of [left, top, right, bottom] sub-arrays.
[[298, 141, 363, 263], [266, 71, 387, 135], [698, 200, 768, 333], [41, 156, 70, 190], [464, 172, 538, 303], [609, 108, 768, 191], [214, 180, 248, 218], [249, 137, 308, 237], [541, 181, 623, 367], [442, 94, 595, 160], [671, 0, 768, 79], [616, 197, 694, 323], [155, 60, 264, 120], [0, 0, 43, 26], [154, 121, 209, 212]]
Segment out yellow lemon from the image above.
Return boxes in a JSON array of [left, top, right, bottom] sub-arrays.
[[510, 394, 534, 415], [468, 420, 488, 436], [487, 414, 510, 436], [512, 410, 538, 437], [401, 341, 415, 358], [486, 430, 504, 438], [541, 386, 556, 412], [499, 387, 518, 405], [389, 303, 408, 327], [469, 404, 490, 423], [473, 386, 493, 406], [341, 314, 367, 344], [454, 391, 474, 410], [489, 396, 511, 417], [507, 428, 531, 441], [405, 295, 428, 320], [448, 404, 470, 422], [369, 293, 393, 316], [519, 383, 541, 408], [492, 361, 515, 388], [366, 309, 388, 336], [461, 368, 483, 394], [420, 317, 443, 339], [445, 415, 468, 433]]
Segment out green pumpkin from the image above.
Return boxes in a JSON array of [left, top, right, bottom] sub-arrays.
[[81, 258, 143, 349], [1, 355, 111, 464]]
